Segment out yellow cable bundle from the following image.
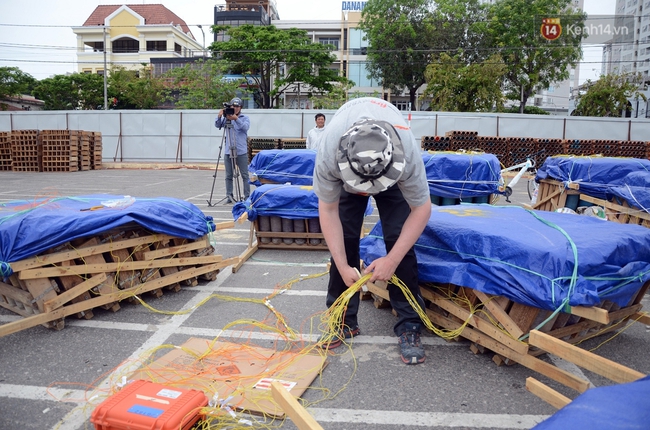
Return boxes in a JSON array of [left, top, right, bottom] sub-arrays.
[[319, 273, 473, 341]]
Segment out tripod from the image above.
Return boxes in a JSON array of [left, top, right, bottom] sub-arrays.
[[207, 120, 245, 206]]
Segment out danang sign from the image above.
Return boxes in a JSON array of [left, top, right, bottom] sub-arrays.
[[342, 1, 367, 12]]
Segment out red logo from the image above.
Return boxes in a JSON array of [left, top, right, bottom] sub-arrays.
[[541, 18, 562, 41]]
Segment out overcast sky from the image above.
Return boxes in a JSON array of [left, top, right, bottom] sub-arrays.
[[0, 0, 615, 82]]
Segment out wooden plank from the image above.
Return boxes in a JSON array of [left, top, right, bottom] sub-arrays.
[[579, 194, 650, 222], [473, 290, 524, 339], [0, 281, 34, 306], [529, 330, 646, 384], [9, 233, 175, 272], [421, 288, 529, 355], [43, 273, 107, 312], [0, 259, 237, 338], [19, 255, 224, 279], [142, 237, 209, 260], [569, 306, 609, 324], [270, 381, 324, 430], [232, 241, 258, 274], [508, 302, 540, 334], [525, 377, 571, 409], [78, 237, 120, 311], [215, 221, 235, 230], [0, 301, 36, 318], [425, 308, 590, 393], [546, 304, 642, 341], [631, 312, 650, 325], [23, 278, 59, 313]]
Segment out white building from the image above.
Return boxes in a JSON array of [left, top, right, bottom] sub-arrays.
[[72, 4, 203, 75]]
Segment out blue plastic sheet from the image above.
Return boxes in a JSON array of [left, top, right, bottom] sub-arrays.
[[232, 183, 373, 222], [360, 204, 650, 311], [0, 195, 215, 275], [532, 375, 650, 430], [422, 152, 503, 198], [536, 156, 650, 212], [248, 149, 316, 186]]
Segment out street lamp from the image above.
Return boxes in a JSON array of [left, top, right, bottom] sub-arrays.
[[197, 25, 206, 56]]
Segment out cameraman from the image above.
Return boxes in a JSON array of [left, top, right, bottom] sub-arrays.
[[215, 97, 251, 203]]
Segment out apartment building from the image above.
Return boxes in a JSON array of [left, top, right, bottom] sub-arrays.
[[72, 4, 203, 75], [603, 0, 650, 80]]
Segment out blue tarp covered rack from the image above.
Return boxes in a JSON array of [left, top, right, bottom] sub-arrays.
[[248, 149, 316, 186], [422, 151, 504, 204], [0, 195, 236, 337], [359, 203, 649, 391], [532, 157, 650, 228], [230, 184, 373, 272]]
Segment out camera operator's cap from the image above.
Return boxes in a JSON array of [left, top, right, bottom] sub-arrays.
[[230, 97, 242, 107], [337, 119, 405, 194]]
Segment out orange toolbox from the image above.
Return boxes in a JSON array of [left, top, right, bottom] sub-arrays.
[[91, 380, 208, 430]]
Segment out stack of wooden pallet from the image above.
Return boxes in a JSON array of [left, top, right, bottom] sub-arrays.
[[0, 130, 103, 172], [364, 279, 649, 393], [0, 131, 11, 171], [10, 130, 40, 172], [0, 222, 237, 337]]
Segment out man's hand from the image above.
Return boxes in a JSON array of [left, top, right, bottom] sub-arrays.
[[364, 254, 399, 284], [339, 265, 361, 287], [218, 109, 224, 118]]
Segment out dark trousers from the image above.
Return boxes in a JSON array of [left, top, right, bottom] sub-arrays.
[[326, 185, 425, 336], [224, 153, 250, 200]]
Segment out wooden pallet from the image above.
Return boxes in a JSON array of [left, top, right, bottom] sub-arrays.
[[530, 179, 581, 212], [525, 329, 647, 409], [531, 179, 650, 228], [232, 214, 327, 273], [0, 222, 237, 337], [364, 279, 648, 393]]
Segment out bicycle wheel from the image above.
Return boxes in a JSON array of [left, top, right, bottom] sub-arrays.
[[527, 177, 539, 201]]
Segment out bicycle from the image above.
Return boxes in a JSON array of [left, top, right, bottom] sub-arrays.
[[499, 157, 539, 203]]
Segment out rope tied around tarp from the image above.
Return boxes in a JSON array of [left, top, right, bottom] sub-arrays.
[[0, 261, 12, 278]]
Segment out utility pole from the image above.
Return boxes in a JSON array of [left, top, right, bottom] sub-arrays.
[[103, 26, 108, 110]]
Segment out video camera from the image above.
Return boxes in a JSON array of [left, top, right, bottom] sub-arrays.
[[223, 102, 236, 117]]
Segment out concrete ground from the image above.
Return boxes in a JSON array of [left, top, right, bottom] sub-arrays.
[[0, 165, 648, 430]]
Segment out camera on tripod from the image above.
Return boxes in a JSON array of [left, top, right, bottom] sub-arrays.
[[223, 102, 236, 117]]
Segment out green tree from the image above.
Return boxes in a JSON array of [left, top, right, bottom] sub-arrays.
[[358, 0, 490, 110], [0, 67, 37, 110], [487, 0, 586, 112], [108, 65, 166, 109], [33, 73, 104, 110], [209, 24, 351, 108], [423, 53, 507, 112], [572, 72, 647, 117], [309, 81, 354, 110], [162, 59, 242, 109], [502, 105, 550, 115]]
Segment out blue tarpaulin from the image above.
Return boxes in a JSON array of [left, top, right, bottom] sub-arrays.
[[232, 183, 373, 222], [248, 149, 316, 186], [536, 156, 650, 212], [532, 376, 650, 430], [422, 152, 503, 198], [0, 195, 215, 275], [360, 204, 650, 311]]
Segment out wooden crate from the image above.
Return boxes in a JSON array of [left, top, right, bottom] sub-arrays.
[[0, 223, 238, 337], [364, 278, 648, 393], [532, 180, 650, 228], [530, 179, 581, 212], [232, 215, 327, 273]]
